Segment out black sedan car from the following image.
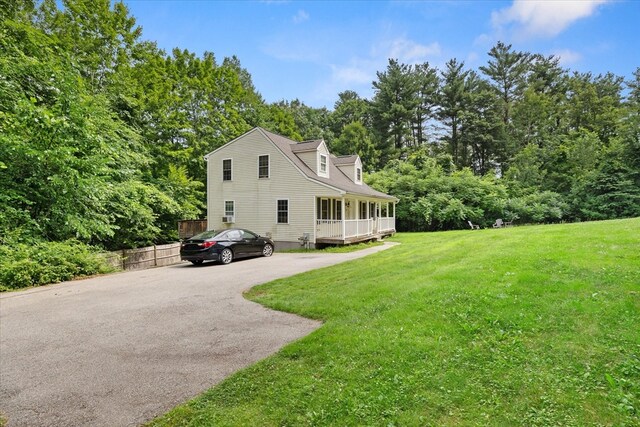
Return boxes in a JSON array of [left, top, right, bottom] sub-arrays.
[[180, 228, 274, 265]]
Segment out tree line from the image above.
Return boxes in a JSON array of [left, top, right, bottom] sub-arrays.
[[1, 0, 639, 288]]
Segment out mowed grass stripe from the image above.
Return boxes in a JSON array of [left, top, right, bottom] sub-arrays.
[[150, 218, 640, 426]]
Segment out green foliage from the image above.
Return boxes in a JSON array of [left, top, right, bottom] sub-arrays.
[[330, 90, 371, 138], [1, 6, 210, 252], [275, 99, 334, 145], [332, 121, 379, 171], [367, 161, 508, 230], [1, 3, 636, 260], [0, 239, 115, 291], [568, 140, 640, 221], [505, 191, 568, 224]]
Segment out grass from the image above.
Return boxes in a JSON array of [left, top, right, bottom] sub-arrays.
[[281, 241, 384, 254], [150, 218, 640, 426]]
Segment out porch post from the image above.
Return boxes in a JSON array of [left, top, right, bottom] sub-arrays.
[[341, 197, 346, 239], [313, 196, 317, 243], [355, 199, 359, 236]]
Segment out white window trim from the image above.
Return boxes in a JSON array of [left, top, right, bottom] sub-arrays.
[[276, 198, 289, 224], [224, 200, 235, 217], [356, 167, 362, 184], [319, 154, 328, 176], [258, 154, 270, 179], [222, 158, 233, 181]]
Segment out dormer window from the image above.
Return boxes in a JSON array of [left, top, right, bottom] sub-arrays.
[[319, 154, 327, 174], [356, 167, 362, 183]]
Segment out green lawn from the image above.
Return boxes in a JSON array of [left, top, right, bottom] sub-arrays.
[[150, 219, 640, 426]]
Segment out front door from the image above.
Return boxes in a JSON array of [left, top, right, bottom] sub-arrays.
[[370, 202, 378, 232]]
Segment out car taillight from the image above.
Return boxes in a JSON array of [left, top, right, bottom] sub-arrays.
[[201, 241, 216, 248]]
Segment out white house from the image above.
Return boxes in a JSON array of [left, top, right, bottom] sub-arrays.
[[204, 127, 397, 249]]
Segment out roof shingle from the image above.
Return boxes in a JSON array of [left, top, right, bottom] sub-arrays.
[[259, 128, 395, 200]]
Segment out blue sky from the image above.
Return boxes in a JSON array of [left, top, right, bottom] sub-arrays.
[[124, 0, 639, 109]]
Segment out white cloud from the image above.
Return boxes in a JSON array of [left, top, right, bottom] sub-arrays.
[[293, 9, 309, 24], [388, 39, 441, 63], [331, 37, 440, 86], [492, 0, 611, 39], [473, 33, 494, 48], [551, 48, 582, 66], [330, 62, 373, 86], [466, 51, 480, 64], [312, 36, 442, 106], [371, 37, 441, 65]]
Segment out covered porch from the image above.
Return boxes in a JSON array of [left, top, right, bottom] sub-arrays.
[[315, 196, 396, 245]]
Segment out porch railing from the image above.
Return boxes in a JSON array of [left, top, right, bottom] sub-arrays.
[[378, 217, 395, 232], [345, 219, 373, 238], [316, 220, 342, 238], [317, 218, 395, 239]]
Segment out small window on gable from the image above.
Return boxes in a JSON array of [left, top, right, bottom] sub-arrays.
[[356, 167, 362, 182], [277, 199, 289, 224], [222, 159, 232, 181], [258, 155, 269, 179], [319, 154, 327, 174]]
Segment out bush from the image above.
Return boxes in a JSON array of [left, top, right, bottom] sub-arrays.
[[0, 240, 115, 291], [505, 191, 568, 224]]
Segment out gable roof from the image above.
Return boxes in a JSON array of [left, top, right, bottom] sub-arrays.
[[257, 128, 396, 201], [333, 155, 359, 165], [291, 140, 322, 153]]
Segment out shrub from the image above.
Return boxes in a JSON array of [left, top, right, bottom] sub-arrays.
[[0, 240, 115, 291], [505, 191, 568, 224]]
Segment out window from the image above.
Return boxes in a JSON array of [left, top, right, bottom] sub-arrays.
[[356, 168, 362, 182], [227, 229, 242, 241], [360, 201, 367, 219], [242, 230, 258, 240], [222, 159, 232, 181], [277, 199, 289, 224], [319, 154, 327, 174], [334, 199, 343, 220], [318, 198, 342, 220], [258, 155, 269, 179], [224, 200, 234, 217], [320, 198, 329, 220]]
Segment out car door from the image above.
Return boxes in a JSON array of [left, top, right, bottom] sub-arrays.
[[241, 230, 262, 254], [226, 229, 248, 257]]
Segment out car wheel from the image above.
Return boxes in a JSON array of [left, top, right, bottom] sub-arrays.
[[220, 248, 233, 265], [190, 260, 203, 265], [262, 243, 273, 257]]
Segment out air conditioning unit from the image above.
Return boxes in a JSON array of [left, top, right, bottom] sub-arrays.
[[222, 216, 235, 223]]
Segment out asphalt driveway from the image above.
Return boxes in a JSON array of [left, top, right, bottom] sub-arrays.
[[0, 243, 394, 427]]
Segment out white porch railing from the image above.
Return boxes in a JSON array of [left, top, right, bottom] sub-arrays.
[[317, 218, 394, 239], [316, 220, 342, 238], [345, 219, 373, 238], [378, 217, 395, 232]]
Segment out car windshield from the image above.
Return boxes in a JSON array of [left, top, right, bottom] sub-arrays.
[[189, 230, 219, 240]]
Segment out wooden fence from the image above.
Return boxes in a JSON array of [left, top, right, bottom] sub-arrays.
[[105, 242, 182, 271], [178, 219, 208, 239]]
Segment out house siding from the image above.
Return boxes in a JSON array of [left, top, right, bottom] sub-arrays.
[[207, 130, 342, 245], [296, 150, 317, 174], [337, 164, 355, 181]]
